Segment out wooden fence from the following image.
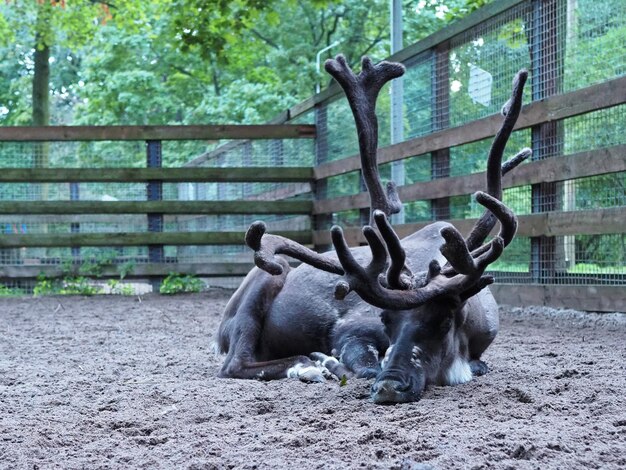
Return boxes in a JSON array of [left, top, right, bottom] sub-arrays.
[[0, 0, 624, 311], [0, 124, 315, 281]]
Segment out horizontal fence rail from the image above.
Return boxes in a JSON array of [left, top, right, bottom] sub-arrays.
[[0, 262, 256, 280], [312, 208, 626, 245], [0, 167, 313, 183], [0, 200, 312, 215], [0, 231, 311, 248], [0, 124, 316, 141]]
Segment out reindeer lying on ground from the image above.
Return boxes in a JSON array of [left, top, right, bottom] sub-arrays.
[[217, 55, 530, 404]]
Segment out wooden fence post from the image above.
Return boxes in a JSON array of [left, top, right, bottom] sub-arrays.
[[430, 43, 451, 221], [70, 181, 80, 259], [314, 103, 332, 252], [530, 0, 565, 283], [146, 140, 164, 291]]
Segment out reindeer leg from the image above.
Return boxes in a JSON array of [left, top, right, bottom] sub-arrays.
[[330, 317, 389, 379], [310, 352, 353, 379], [218, 264, 332, 383], [220, 355, 332, 382]]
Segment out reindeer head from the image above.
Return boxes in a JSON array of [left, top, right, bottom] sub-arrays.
[[245, 56, 529, 404]]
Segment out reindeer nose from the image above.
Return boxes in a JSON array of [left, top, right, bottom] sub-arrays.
[[370, 379, 412, 404]]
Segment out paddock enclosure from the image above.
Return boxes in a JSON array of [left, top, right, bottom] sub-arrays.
[[1, 0, 625, 467], [0, 0, 624, 312], [1, 291, 625, 469]]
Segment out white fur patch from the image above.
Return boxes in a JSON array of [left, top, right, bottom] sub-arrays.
[[445, 357, 473, 385], [410, 346, 423, 369], [380, 344, 394, 369], [367, 345, 379, 361], [313, 353, 339, 368], [210, 341, 222, 356], [286, 363, 326, 382]]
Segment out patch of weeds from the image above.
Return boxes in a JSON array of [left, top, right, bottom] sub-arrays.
[[0, 284, 26, 297], [33, 274, 57, 296], [60, 276, 101, 295], [106, 279, 135, 295], [34, 274, 101, 296], [77, 249, 119, 277], [159, 273, 205, 295]]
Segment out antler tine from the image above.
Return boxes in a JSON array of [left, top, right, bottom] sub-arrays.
[[331, 224, 389, 301], [325, 55, 405, 223], [245, 221, 344, 276], [465, 69, 528, 251], [441, 190, 517, 276], [372, 210, 413, 289]]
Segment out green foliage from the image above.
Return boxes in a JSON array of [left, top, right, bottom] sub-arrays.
[[33, 274, 101, 296], [76, 248, 118, 277], [0, 284, 26, 297], [159, 273, 205, 295], [106, 279, 135, 295], [33, 274, 56, 296]]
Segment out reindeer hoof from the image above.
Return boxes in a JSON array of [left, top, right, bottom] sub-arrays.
[[311, 352, 353, 381], [470, 359, 489, 376], [287, 362, 328, 383], [356, 367, 380, 379]]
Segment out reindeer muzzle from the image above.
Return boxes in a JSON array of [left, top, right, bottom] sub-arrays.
[[371, 376, 423, 404]]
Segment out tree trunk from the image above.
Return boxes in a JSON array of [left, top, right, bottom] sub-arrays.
[[32, 40, 50, 128], [32, 10, 52, 262]]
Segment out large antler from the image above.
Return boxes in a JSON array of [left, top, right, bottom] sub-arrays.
[[245, 221, 344, 276], [330, 191, 514, 310], [245, 60, 528, 312], [383, 69, 530, 288], [325, 55, 405, 222], [465, 69, 530, 251]]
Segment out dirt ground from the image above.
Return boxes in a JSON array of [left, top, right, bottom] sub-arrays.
[[0, 290, 625, 470]]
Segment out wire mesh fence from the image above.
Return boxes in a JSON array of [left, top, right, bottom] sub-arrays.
[[311, 0, 625, 294]]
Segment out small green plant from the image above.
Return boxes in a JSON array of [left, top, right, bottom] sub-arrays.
[[60, 276, 101, 295], [159, 273, 205, 295], [33, 274, 57, 296], [34, 274, 101, 296], [117, 261, 136, 279], [106, 279, 135, 295], [78, 249, 119, 277], [0, 284, 26, 297]]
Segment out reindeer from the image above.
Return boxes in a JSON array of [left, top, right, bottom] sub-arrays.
[[217, 55, 530, 404]]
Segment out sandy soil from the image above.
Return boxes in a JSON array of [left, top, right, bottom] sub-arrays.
[[1, 290, 625, 469]]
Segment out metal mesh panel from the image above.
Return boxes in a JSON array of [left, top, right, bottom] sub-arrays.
[[0, 141, 145, 168], [488, 235, 531, 281], [403, 53, 434, 140], [324, 171, 361, 199], [447, 1, 532, 128], [563, 0, 626, 92], [318, 98, 358, 163], [331, 209, 362, 228], [183, 138, 314, 168], [447, 129, 532, 177], [562, 104, 626, 156]]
